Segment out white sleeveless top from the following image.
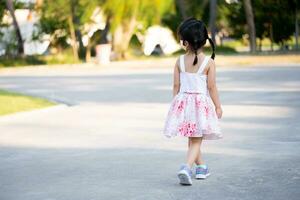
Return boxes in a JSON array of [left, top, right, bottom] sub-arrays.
[[179, 55, 210, 94]]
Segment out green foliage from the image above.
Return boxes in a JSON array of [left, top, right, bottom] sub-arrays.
[[102, 0, 173, 32], [37, 0, 173, 58], [162, 0, 208, 39], [224, 0, 297, 46], [161, 2, 182, 39], [0, 55, 44, 67], [37, 0, 69, 48], [252, 0, 296, 45], [1, 0, 298, 65], [0, 0, 27, 55], [0, 2, 5, 23], [99, 0, 174, 58], [220, 1, 245, 38], [37, 0, 97, 50], [187, 0, 209, 23], [263, 0, 296, 44]]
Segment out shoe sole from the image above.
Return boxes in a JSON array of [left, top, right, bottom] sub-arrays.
[[195, 173, 210, 179], [177, 170, 192, 185]]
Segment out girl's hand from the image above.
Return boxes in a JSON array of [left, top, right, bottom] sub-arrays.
[[215, 107, 223, 119]]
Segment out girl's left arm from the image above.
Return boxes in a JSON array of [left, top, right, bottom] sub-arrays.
[[207, 59, 223, 119], [173, 59, 180, 97]]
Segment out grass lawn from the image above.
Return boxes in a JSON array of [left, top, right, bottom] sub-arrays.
[[0, 89, 56, 116], [0, 49, 82, 68]]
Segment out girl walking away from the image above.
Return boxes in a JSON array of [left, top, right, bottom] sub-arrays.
[[163, 18, 223, 186]]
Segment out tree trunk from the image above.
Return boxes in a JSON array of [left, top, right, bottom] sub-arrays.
[[258, 38, 262, 51], [35, 0, 43, 9], [295, 7, 299, 50], [201, 0, 209, 9], [243, 0, 256, 52], [70, 1, 84, 58], [176, 0, 188, 20], [113, 17, 136, 59], [75, 28, 84, 57], [85, 37, 91, 62], [209, 0, 217, 44], [269, 23, 274, 51], [67, 15, 79, 60], [85, 15, 111, 61], [100, 14, 111, 44], [5, 0, 24, 56]]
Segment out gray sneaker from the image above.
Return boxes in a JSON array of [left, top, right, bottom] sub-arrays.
[[177, 164, 193, 185], [195, 165, 210, 179]]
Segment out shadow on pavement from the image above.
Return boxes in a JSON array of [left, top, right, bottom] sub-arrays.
[[0, 146, 299, 200]]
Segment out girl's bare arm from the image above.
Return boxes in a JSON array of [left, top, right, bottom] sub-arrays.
[[207, 59, 223, 118], [173, 59, 180, 97]]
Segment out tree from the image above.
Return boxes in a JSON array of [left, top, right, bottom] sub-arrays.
[[38, 0, 173, 60], [225, 0, 297, 52], [101, 0, 173, 59], [85, 14, 111, 62], [38, 0, 97, 60], [243, 0, 256, 52], [0, 2, 5, 22], [162, 0, 209, 40], [5, 0, 24, 56], [209, 0, 217, 44], [254, 0, 296, 50], [175, 0, 187, 20], [296, 4, 299, 50], [38, 0, 76, 59]]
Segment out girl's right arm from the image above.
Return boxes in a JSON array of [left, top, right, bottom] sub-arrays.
[[207, 59, 223, 119], [173, 59, 180, 97]]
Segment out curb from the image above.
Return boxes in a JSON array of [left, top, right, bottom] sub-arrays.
[[0, 104, 68, 122]]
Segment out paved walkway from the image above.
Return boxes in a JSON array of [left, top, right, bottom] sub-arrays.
[[0, 64, 300, 200]]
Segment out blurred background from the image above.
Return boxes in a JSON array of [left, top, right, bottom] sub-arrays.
[[0, 1, 300, 199], [0, 0, 299, 67]]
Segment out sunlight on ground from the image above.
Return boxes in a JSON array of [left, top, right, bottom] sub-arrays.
[[0, 102, 294, 156]]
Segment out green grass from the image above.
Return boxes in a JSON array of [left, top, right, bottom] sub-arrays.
[[0, 89, 56, 116], [0, 49, 82, 68], [0, 56, 45, 67]]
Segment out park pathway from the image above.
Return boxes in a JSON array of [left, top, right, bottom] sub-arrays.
[[0, 64, 300, 200]]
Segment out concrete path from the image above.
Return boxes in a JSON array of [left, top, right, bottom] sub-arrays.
[[0, 64, 300, 200]]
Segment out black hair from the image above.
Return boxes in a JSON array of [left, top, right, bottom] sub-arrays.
[[177, 17, 215, 65]]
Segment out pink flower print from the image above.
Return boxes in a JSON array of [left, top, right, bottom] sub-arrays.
[[195, 99, 201, 109], [176, 100, 185, 114], [204, 106, 209, 118], [178, 122, 197, 136]]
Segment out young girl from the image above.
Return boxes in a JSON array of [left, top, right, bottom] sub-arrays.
[[163, 18, 223, 185]]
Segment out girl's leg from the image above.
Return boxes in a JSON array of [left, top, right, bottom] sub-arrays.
[[194, 139, 205, 165], [186, 137, 202, 168], [187, 138, 205, 166]]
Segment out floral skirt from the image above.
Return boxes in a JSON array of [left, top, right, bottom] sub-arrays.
[[163, 92, 222, 139]]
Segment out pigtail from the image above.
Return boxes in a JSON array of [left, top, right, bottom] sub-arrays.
[[193, 39, 201, 65], [208, 38, 215, 60], [193, 52, 198, 65]]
